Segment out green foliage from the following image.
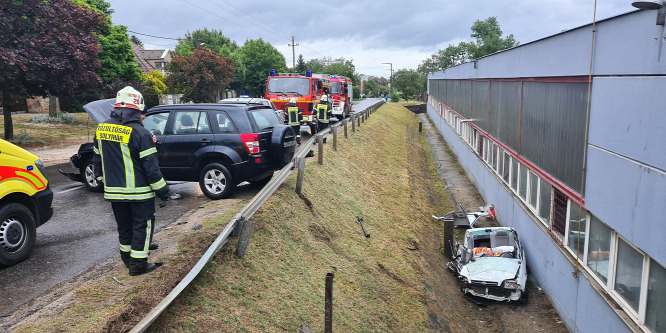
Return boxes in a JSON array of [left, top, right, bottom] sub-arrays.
[[361, 76, 389, 98], [304, 59, 326, 73], [418, 17, 518, 74], [390, 91, 401, 102], [75, 0, 114, 17], [141, 70, 167, 109], [295, 54, 307, 73], [165, 47, 236, 102], [174, 28, 239, 57], [466, 17, 519, 59], [392, 69, 425, 101], [235, 38, 286, 97], [129, 35, 143, 47], [8, 129, 44, 145], [97, 24, 142, 83]]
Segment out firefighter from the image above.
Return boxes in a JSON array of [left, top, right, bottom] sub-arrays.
[[93, 86, 169, 276], [316, 95, 332, 143], [286, 97, 302, 144]]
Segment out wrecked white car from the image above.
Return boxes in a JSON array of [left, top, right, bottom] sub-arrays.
[[448, 227, 528, 302]]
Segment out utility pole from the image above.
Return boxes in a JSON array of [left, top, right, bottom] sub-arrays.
[[382, 62, 393, 101], [289, 36, 299, 73]]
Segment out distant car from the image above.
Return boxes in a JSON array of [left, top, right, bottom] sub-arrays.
[[219, 97, 284, 123], [61, 101, 296, 200], [448, 226, 528, 302]]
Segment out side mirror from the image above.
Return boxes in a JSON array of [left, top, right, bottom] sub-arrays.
[[317, 81, 323, 90]]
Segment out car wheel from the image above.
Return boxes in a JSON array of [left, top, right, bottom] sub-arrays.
[[520, 288, 529, 305], [81, 158, 103, 192], [199, 163, 234, 200], [0, 203, 37, 266], [270, 125, 296, 167]]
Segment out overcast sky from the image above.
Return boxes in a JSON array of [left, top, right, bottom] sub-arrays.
[[110, 0, 636, 78]]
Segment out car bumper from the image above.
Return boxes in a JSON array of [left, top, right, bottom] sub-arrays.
[[34, 186, 54, 227]]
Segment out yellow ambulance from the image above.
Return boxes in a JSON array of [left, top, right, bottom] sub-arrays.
[[0, 139, 53, 266]]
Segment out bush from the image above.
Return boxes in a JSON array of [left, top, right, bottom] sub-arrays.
[[8, 129, 44, 145], [30, 113, 77, 124], [390, 91, 401, 103]]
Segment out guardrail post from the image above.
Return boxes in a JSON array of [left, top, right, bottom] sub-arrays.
[[352, 115, 356, 132], [317, 134, 324, 165], [295, 156, 305, 194], [344, 119, 348, 138], [235, 217, 255, 258], [325, 272, 334, 333], [419, 122, 423, 132], [361, 112, 365, 123], [332, 126, 338, 151], [357, 114, 361, 127]]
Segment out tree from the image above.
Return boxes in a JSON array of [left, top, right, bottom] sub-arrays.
[[295, 54, 307, 73], [0, 0, 104, 139], [75, 0, 114, 17], [235, 39, 286, 97], [97, 25, 142, 83], [466, 17, 518, 59], [304, 59, 326, 74], [141, 70, 167, 109], [174, 28, 239, 57], [165, 47, 235, 102], [324, 60, 360, 84], [418, 42, 469, 74], [130, 35, 143, 48], [392, 69, 425, 101]]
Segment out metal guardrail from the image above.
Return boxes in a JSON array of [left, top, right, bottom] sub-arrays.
[[130, 99, 384, 332]]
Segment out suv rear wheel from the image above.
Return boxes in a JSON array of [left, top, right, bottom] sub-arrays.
[[199, 163, 234, 200], [0, 203, 37, 266]]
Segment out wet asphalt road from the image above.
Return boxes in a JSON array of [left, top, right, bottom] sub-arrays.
[[0, 99, 382, 318]]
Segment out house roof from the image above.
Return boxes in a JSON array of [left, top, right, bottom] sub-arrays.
[[131, 42, 156, 72]]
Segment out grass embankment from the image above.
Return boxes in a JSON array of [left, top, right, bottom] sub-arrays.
[[153, 103, 450, 332], [10, 103, 451, 332]]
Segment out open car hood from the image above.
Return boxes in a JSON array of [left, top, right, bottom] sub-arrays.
[[461, 257, 520, 283], [83, 98, 115, 124]]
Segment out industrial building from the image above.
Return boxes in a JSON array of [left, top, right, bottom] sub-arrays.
[[426, 6, 665, 333]]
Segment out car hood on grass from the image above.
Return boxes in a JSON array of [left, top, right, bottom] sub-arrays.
[[461, 257, 520, 282]]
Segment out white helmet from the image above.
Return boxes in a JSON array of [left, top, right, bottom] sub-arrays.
[[289, 97, 297, 104], [320, 95, 328, 102], [115, 86, 144, 111]]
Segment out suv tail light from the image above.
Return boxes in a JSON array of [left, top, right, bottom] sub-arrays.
[[240, 133, 260, 155]]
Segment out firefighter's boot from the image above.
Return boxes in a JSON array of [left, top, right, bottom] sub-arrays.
[[128, 258, 158, 276], [149, 243, 159, 250], [120, 251, 131, 268]]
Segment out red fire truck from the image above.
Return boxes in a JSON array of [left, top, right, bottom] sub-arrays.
[[265, 71, 329, 133], [328, 75, 353, 119]]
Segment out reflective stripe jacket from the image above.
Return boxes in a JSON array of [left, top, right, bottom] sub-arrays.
[[287, 106, 301, 126], [316, 103, 332, 124], [93, 117, 168, 202]]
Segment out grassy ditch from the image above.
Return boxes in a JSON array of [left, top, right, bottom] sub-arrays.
[[151, 104, 451, 332]]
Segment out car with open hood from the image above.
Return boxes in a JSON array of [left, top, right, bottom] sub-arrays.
[[60, 100, 296, 200], [448, 226, 528, 302]]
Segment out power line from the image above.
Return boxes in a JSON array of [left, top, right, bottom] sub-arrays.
[[128, 30, 181, 41], [206, 0, 291, 43], [180, 0, 285, 45], [213, 0, 292, 40]]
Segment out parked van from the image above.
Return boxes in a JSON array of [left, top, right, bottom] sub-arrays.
[[0, 139, 53, 266]]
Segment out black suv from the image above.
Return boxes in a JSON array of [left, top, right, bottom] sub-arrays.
[[62, 102, 296, 200]]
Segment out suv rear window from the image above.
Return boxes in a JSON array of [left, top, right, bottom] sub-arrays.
[[250, 109, 281, 131]]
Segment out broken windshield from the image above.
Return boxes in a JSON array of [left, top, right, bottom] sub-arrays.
[[267, 77, 310, 95]]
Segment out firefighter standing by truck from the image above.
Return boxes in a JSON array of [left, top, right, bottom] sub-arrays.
[[316, 95, 333, 143], [93, 86, 169, 276], [286, 97, 302, 144]]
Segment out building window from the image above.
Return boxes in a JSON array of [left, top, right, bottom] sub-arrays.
[[586, 215, 611, 284], [538, 179, 551, 223], [502, 153, 511, 183], [551, 188, 567, 238], [497, 148, 504, 175], [645, 259, 666, 333], [567, 200, 585, 258], [528, 171, 538, 209], [478, 133, 484, 156], [519, 164, 528, 200], [614, 238, 644, 312], [492, 144, 499, 172], [510, 159, 519, 191]]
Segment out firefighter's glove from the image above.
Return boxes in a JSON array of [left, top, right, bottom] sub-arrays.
[[159, 198, 169, 208]]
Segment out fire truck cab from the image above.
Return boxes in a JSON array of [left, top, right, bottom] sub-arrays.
[[265, 71, 327, 134], [328, 75, 353, 119]]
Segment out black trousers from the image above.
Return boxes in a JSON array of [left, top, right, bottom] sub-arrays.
[[111, 200, 156, 259], [317, 121, 329, 132]]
